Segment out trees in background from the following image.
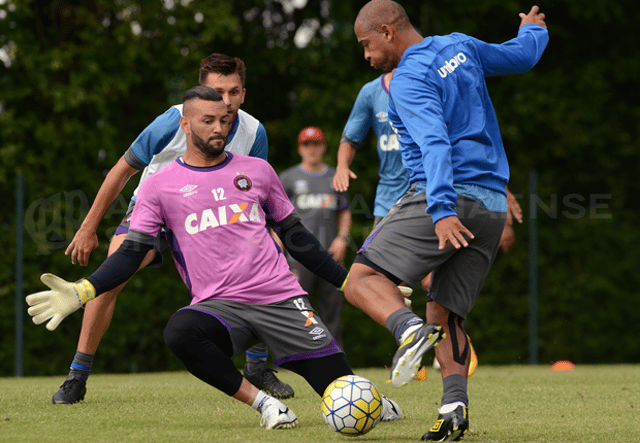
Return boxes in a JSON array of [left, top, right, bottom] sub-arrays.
[[1, 0, 638, 376]]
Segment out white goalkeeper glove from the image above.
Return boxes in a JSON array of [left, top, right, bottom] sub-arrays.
[[25, 273, 96, 331]]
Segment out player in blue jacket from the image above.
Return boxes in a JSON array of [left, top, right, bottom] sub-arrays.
[[343, 1, 548, 440]]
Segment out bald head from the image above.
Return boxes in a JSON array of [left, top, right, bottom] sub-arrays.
[[355, 0, 412, 33], [354, 0, 421, 72]]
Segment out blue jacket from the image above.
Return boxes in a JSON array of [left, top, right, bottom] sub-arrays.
[[389, 23, 549, 222]]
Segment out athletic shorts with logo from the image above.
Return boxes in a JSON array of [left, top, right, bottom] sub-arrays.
[[355, 183, 506, 319], [181, 296, 343, 366]]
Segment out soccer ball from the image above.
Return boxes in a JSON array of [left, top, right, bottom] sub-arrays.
[[321, 374, 383, 436]]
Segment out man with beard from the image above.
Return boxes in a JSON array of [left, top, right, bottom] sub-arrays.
[[26, 86, 404, 430], [54, 54, 294, 405]]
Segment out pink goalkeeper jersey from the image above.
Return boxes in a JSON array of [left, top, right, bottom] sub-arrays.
[[129, 153, 306, 305]]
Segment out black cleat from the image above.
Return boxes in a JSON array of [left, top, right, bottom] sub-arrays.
[[244, 364, 294, 399], [421, 405, 469, 441], [52, 378, 87, 404]]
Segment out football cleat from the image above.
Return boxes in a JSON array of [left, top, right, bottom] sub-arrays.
[[244, 363, 294, 399], [390, 323, 445, 388], [380, 394, 405, 421], [421, 405, 469, 441], [259, 400, 298, 430], [52, 378, 87, 404]]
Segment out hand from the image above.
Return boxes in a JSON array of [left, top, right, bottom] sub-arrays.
[[328, 237, 348, 263], [25, 274, 96, 331], [332, 167, 357, 193], [519, 5, 547, 29], [434, 216, 474, 250], [65, 226, 99, 266], [506, 188, 523, 225]]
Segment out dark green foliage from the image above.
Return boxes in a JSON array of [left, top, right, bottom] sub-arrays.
[[2, 0, 638, 376]]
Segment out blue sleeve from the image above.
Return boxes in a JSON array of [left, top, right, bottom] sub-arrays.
[[129, 107, 182, 165], [342, 84, 373, 148], [470, 24, 549, 77], [391, 75, 457, 223], [248, 123, 269, 161]]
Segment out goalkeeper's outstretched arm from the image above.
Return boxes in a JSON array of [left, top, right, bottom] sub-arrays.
[[26, 231, 154, 331]]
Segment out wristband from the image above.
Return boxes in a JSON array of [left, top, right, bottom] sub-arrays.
[[75, 279, 97, 305], [339, 272, 350, 292]]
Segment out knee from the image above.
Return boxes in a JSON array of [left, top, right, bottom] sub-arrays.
[[343, 263, 371, 303], [163, 311, 195, 354]]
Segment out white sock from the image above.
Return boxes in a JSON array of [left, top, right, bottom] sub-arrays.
[[251, 390, 273, 412], [439, 401, 466, 414]]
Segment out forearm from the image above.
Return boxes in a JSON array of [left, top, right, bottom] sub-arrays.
[[336, 142, 357, 170], [81, 156, 139, 232], [277, 218, 348, 288], [85, 239, 152, 294], [337, 210, 351, 240]]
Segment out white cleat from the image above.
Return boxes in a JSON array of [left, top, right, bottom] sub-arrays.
[[380, 395, 405, 421], [260, 400, 298, 430], [390, 323, 445, 388]]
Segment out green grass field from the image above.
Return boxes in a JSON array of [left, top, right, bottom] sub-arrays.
[[1, 365, 638, 443]]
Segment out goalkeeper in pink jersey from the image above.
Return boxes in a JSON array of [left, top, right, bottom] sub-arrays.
[[26, 86, 405, 430]]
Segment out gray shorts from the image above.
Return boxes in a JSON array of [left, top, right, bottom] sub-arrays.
[[356, 183, 506, 318], [182, 296, 343, 367], [114, 201, 169, 267]]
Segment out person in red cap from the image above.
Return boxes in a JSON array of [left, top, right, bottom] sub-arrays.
[[279, 127, 352, 349]]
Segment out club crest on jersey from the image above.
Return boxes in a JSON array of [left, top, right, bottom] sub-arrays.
[[234, 174, 252, 191]]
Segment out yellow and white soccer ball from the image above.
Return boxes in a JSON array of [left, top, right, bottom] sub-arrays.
[[321, 374, 383, 436]]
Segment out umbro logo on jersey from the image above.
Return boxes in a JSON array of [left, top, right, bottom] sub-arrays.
[[438, 52, 467, 78], [376, 111, 388, 123], [180, 184, 198, 197], [294, 179, 308, 194], [309, 326, 327, 340]]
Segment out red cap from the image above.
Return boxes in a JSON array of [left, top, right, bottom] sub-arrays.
[[298, 126, 325, 144]]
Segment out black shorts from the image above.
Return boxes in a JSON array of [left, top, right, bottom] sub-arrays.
[[182, 296, 343, 367], [355, 183, 506, 318]]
